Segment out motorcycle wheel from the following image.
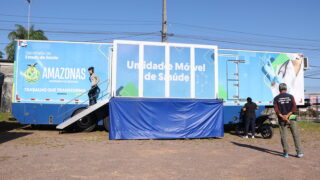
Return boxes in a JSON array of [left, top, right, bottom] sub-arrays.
[[260, 124, 274, 139], [235, 124, 244, 136]]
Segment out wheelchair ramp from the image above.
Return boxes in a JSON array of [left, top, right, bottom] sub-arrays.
[[56, 99, 109, 130]]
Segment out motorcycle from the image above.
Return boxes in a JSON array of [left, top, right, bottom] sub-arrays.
[[233, 110, 276, 139]]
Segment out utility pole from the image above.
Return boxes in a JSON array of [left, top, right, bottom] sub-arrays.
[[161, 0, 167, 42]]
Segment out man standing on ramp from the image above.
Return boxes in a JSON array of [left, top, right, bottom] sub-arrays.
[[88, 67, 100, 105]]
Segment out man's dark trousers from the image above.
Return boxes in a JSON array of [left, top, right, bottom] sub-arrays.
[[279, 120, 302, 154], [88, 86, 98, 105], [245, 117, 256, 136]]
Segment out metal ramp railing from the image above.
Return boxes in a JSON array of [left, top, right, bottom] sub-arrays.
[[56, 79, 110, 130]]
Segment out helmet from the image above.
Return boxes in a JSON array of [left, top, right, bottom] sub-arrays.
[[279, 83, 287, 92]]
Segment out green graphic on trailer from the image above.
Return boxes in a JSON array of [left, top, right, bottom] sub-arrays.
[[271, 54, 289, 73], [218, 84, 227, 99], [24, 63, 40, 83], [119, 83, 139, 97]]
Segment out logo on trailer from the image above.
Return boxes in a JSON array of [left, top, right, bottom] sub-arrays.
[[18, 40, 28, 47], [24, 63, 40, 83]]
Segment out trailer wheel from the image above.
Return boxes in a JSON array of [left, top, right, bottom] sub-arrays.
[[72, 108, 97, 132], [103, 115, 110, 132]]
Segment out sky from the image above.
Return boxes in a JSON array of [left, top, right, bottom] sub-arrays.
[[0, 0, 319, 93]]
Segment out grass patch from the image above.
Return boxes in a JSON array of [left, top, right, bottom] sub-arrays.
[[0, 112, 14, 122], [0, 112, 21, 132], [298, 121, 320, 133]]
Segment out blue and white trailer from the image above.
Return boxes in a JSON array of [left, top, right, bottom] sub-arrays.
[[11, 40, 305, 139], [12, 40, 112, 131], [218, 48, 305, 123]]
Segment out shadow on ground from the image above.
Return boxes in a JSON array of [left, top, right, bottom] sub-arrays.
[[0, 121, 32, 144], [0, 131, 32, 144], [23, 125, 57, 131], [0, 121, 24, 132], [231, 141, 283, 156]]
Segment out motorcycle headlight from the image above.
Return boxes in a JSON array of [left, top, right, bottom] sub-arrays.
[[270, 120, 277, 124], [233, 116, 238, 121]]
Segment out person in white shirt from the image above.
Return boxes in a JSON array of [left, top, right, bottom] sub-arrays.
[[88, 67, 100, 105]]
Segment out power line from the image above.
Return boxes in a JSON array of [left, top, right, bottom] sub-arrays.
[[305, 72, 320, 76], [0, 13, 157, 23], [0, 23, 318, 47], [0, 28, 158, 36], [310, 65, 320, 68], [87, 32, 159, 42], [1, 25, 318, 50], [0, 19, 158, 26], [173, 31, 320, 49], [2, 13, 319, 44], [305, 76, 320, 79], [0, 28, 160, 44], [1, 27, 320, 53], [171, 22, 320, 43], [172, 34, 320, 51], [305, 70, 320, 75]]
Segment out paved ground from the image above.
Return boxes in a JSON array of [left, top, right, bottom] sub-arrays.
[[0, 124, 320, 180]]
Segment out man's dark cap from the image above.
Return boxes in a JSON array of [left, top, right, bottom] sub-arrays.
[[279, 83, 287, 91]]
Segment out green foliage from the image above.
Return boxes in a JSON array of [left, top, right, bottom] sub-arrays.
[[0, 112, 20, 132], [0, 51, 3, 59], [0, 112, 14, 122], [5, 24, 48, 60]]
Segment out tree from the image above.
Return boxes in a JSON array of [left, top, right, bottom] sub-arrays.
[[5, 24, 48, 60], [0, 51, 3, 59]]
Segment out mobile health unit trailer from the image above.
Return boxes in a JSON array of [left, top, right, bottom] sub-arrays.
[[12, 39, 305, 139], [12, 40, 224, 139]]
